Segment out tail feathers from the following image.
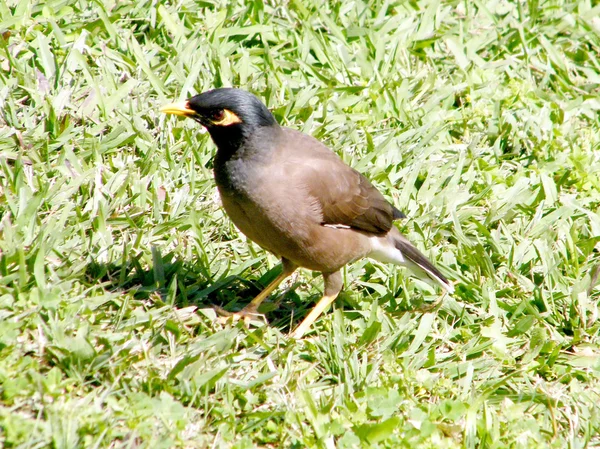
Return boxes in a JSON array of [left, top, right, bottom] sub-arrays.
[[367, 228, 454, 293], [394, 235, 454, 293]]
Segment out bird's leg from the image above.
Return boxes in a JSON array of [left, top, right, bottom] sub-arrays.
[[291, 271, 342, 339], [216, 259, 297, 324]]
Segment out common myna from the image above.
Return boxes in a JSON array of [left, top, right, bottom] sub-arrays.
[[161, 88, 453, 338]]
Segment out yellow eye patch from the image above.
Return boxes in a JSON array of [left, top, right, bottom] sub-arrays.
[[212, 109, 242, 126]]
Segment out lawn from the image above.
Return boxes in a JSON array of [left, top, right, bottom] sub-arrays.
[[1, 0, 600, 447]]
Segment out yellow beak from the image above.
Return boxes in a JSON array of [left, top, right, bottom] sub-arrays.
[[160, 101, 195, 117]]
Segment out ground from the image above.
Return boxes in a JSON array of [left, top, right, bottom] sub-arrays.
[[1, 0, 600, 447]]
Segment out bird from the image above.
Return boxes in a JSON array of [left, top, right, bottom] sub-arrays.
[[161, 88, 453, 338]]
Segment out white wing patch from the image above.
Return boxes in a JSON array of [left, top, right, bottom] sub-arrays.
[[323, 223, 351, 229]]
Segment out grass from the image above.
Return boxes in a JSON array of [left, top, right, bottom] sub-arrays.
[[1, 0, 600, 447]]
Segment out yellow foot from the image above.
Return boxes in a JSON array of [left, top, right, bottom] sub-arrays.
[[213, 304, 266, 326]]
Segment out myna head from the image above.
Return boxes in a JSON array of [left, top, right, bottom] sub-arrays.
[[161, 88, 277, 150]]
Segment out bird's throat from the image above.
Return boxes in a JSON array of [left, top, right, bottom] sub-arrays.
[[211, 126, 278, 195], [207, 126, 247, 157]]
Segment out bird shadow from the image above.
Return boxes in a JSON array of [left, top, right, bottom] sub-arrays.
[[84, 248, 312, 332], [84, 247, 445, 337]]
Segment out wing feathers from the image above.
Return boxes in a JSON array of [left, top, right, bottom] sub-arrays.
[[280, 128, 404, 235]]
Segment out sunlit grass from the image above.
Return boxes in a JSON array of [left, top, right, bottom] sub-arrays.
[[1, 0, 599, 447]]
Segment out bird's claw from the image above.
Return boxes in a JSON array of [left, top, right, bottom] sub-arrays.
[[213, 304, 266, 326]]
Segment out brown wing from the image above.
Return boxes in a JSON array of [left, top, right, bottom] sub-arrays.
[[281, 128, 405, 235]]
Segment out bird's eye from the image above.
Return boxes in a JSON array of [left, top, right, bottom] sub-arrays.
[[210, 109, 225, 122]]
